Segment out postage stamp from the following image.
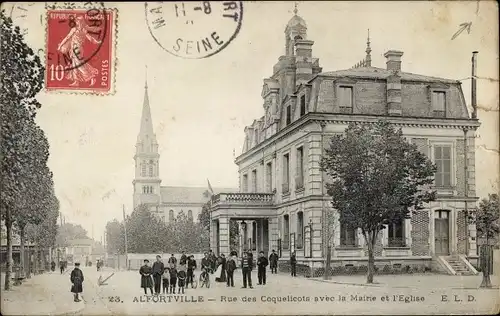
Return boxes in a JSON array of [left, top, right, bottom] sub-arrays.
[[45, 5, 116, 94], [145, 1, 243, 59]]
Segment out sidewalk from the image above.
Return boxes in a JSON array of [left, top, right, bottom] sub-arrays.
[[311, 273, 500, 289], [1, 270, 85, 315]]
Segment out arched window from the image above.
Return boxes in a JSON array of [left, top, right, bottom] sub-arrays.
[[188, 210, 193, 221], [148, 160, 154, 177], [141, 162, 146, 176], [169, 210, 174, 222]]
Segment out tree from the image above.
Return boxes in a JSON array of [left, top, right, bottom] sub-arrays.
[[1, 10, 46, 291], [198, 202, 239, 253], [105, 219, 125, 254], [55, 222, 89, 247], [321, 121, 436, 284], [476, 193, 500, 246], [126, 204, 169, 253]]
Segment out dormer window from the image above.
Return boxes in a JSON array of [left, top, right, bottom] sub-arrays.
[[339, 86, 353, 109], [286, 104, 292, 125], [300, 95, 306, 116], [432, 91, 446, 117]]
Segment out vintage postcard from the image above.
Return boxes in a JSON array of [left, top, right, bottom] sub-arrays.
[[1, 1, 499, 315]]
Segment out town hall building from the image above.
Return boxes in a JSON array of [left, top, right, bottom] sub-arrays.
[[208, 9, 480, 276], [132, 80, 237, 223]]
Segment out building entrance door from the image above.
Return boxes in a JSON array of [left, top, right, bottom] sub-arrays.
[[434, 210, 450, 255]]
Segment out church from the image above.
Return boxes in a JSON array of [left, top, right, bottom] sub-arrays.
[[208, 9, 481, 276], [132, 80, 237, 223]]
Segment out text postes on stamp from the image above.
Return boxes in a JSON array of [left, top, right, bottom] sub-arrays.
[[145, 1, 243, 59], [45, 5, 115, 94]]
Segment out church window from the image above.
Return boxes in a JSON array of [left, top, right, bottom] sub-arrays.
[[148, 160, 154, 177], [141, 162, 146, 177], [169, 210, 174, 221], [188, 210, 193, 221]]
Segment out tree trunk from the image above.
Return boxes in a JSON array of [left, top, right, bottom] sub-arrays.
[[19, 224, 26, 278], [366, 230, 376, 284], [324, 245, 332, 280], [4, 213, 13, 291]]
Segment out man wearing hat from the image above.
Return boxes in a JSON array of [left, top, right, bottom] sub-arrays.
[[139, 259, 154, 295], [70, 263, 84, 302], [269, 249, 278, 274]]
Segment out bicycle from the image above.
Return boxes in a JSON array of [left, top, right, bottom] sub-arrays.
[[199, 267, 211, 288]]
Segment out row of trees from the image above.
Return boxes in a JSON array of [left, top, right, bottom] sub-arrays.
[[1, 11, 60, 290], [105, 204, 210, 254]]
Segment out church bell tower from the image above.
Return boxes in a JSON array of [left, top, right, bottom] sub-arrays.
[[132, 74, 161, 209]]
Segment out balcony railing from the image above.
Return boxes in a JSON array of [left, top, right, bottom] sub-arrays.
[[211, 192, 275, 206]]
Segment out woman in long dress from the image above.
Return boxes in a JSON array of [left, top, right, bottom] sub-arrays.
[[139, 259, 154, 295], [215, 254, 227, 283], [57, 15, 102, 86]]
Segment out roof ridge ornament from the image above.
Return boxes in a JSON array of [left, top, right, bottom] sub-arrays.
[[294, 2, 298, 15]]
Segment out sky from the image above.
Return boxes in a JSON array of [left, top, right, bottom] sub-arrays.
[[6, 1, 499, 243]]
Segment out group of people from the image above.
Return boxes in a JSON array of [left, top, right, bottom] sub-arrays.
[[140, 252, 198, 295]]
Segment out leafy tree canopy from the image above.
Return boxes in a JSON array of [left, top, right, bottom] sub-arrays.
[[476, 193, 500, 242]]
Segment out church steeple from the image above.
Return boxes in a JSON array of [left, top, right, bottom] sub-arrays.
[[365, 29, 372, 67], [136, 69, 158, 154], [133, 66, 161, 209]]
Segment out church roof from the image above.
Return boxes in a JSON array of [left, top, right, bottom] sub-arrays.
[[287, 14, 306, 28], [319, 66, 459, 84], [160, 186, 239, 204]]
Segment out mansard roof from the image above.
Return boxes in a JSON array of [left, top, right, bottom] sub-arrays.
[[319, 66, 459, 84]]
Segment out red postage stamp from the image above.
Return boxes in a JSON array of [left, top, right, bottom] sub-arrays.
[[45, 7, 116, 94]]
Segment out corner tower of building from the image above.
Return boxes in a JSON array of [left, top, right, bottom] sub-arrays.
[[133, 77, 161, 208]]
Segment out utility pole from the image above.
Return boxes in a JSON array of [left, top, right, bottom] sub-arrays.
[[122, 205, 128, 270]]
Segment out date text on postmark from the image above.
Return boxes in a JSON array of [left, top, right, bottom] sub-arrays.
[[145, 1, 243, 59], [45, 7, 115, 94]]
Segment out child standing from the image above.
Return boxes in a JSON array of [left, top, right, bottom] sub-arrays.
[[70, 262, 84, 302], [162, 267, 170, 294], [169, 267, 177, 294], [177, 264, 187, 294]]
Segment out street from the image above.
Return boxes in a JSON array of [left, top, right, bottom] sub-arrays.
[[69, 267, 498, 315], [2, 267, 498, 315]]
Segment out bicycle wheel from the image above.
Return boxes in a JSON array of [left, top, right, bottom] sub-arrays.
[[199, 273, 205, 288], [206, 275, 210, 288], [191, 276, 198, 289]]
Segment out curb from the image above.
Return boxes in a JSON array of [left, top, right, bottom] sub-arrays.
[[309, 278, 388, 288]]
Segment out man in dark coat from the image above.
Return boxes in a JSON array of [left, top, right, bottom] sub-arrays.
[[186, 255, 197, 288], [257, 251, 269, 285], [241, 252, 253, 289], [208, 250, 217, 273], [167, 254, 177, 269], [269, 249, 278, 274], [139, 259, 153, 295], [70, 263, 84, 302], [180, 251, 188, 265], [59, 260, 64, 274], [290, 251, 297, 277], [226, 254, 236, 287], [152, 255, 164, 295]]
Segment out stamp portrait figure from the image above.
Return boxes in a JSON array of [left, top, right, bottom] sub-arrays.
[[57, 15, 101, 87]]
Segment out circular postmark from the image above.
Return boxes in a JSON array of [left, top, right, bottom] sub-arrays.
[[46, 2, 109, 71], [145, 1, 243, 59]]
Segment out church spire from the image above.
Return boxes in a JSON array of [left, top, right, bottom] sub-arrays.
[[365, 29, 372, 67], [136, 66, 157, 153], [293, 2, 298, 15]]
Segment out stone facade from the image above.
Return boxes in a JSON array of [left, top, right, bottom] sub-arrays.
[[209, 12, 480, 273]]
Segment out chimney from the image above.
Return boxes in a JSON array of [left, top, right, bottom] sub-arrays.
[[471, 51, 478, 119], [384, 50, 404, 72]]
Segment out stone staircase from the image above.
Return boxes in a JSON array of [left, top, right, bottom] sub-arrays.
[[442, 255, 477, 275]]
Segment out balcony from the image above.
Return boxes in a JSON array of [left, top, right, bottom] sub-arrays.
[[211, 192, 275, 206]]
